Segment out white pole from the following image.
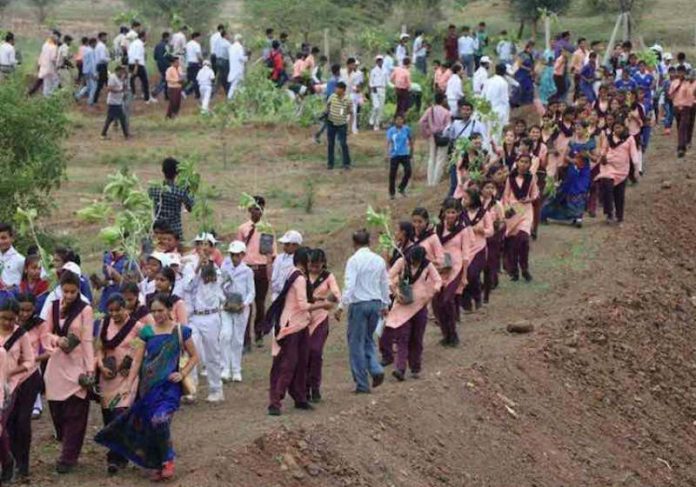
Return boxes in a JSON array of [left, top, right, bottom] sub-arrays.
[[622, 11, 629, 42], [324, 28, 330, 65], [544, 16, 551, 52], [603, 13, 624, 67], [401, 24, 407, 35]]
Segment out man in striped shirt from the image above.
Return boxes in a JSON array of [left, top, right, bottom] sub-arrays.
[[326, 81, 352, 170]]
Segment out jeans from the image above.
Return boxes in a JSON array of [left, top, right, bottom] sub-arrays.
[[185, 62, 201, 98], [460, 54, 475, 77], [347, 300, 383, 392], [75, 76, 97, 104], [663, 100, 673, 128], [93, 63, 109, 104], [327, 121, 351, 168], [215, 58, 230, 95], [152, 68, 168, 99], [415, 56, 427, 74], [102, 104, 129, 137], [388, 155, 412, 196]]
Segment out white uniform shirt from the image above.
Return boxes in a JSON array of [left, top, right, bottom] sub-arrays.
[[95, 41, 110, 65], [127, 38, 145, 65], [185, 40, 202, 65], [482, 74, 511, 125], [0, 246, 24, 288], [214, 37, 230, 60], [171, 32, 187, 56], [446, 73, 463, 101], [220, 259, 255, 307], [0, 42, 17, 67], [185, 273, 225, 314], [209, 31, 221, 57], [369, 65, 388, 88], [473, 66, 489, 95], [196, 65, 215, 87], [413, 36, 426, 59], [270, 253, 296, 300], [383, 55, 395, 78], [395, 44, 407, 66], [340, 247, 390, 308], [457, 35, 478, 57]]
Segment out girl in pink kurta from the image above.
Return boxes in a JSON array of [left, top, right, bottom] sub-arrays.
[[97, 294, 145, 474], [306, 249, 341, 403], [0, 348, 6, 433], [482, 178, 506, 303], [7, 294, 47, 479], [596, 121, 639, 224], [625, 90, 645, 176], [503, 154, 539, 282], [433, 197, 472, 346], [41, 271, 95, 473], [384, 247, 441, 380], [147, 267, 187, 326], [0, 298, 35, 477], [529, 126, 549, 239], [411, 207, 445, 267], [460, 188, 494, 311], [266, 249, 331, 416]]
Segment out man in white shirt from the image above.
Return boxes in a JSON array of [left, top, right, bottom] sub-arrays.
[[0, 223, 25, 289], [369, 55, 388, 131], [473, 55, 490, 95], [112, 26, 128, 64], [270, 230, 302, 301], [92, 32, 111, 104], [184, 32, 203, 98], [383, 49, 395, 78], [170, 26, 188, 58], [395, 33, 409, 66], [444, 99, 490, 195], [0, 32, 17, 78], [227, 34, 248, 99], [127, 31, 153, 103], [335, 229, 389, 394], [482, 63, 512, 142], [209, 24, 224, 69], [196, 60, 215, 112], [496, 31, 516, 66], [445, 63, 464, 115], [213, 30, 231, 94], [457, 25, 478, 77], [346, 58, 364, 134], [413, 30, 427, 74]]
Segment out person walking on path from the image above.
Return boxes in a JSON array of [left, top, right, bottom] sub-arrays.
[[326, 81, 352, 170]]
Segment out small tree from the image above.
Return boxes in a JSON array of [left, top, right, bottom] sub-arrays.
[[509, 0, 572, 39], [0, 78, 68, 223], [123, 0, 223, 30], [28, 0, 59, 24]]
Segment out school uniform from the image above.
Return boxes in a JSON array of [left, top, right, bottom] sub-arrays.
[[0, 246, 25, 289], [461, 208, 493, 309], [42, 299, 95, 467], [413, 229, 445, 268], [271, 253, 296, 301], [236, 220, 277, 344], [184, 272, 225, 396], [268, 270, 311, 410], [98, 315, 143, 466], [306, 272, 341, 398], [220, 258, 255, 380], [669, 79, 696, 153], [483, 197, 506, 302], [384, 259, 441, 375], [196, 65, 215, 113], [503, 171, 540, 278], [433, 223, 473, 343], [595, 135, 639, 222]]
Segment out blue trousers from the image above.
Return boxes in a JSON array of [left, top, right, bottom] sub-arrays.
[[327, 121, 351, 168], [347, 300, 383, 392]]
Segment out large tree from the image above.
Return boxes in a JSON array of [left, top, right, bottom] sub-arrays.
[[509, 0, 572, 39], [28, 0, 60, 24], [123, 0, 224, 30], [0, 77, 68, 223]]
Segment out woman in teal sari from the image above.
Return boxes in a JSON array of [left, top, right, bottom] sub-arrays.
[[95, 293, 199, 481]]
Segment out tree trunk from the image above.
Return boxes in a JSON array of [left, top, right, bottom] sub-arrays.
[[530, 18, 538, 40], [517, 20, 525, 40]]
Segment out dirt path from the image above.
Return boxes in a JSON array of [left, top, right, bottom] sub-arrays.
[[24, 127, 696, 486]]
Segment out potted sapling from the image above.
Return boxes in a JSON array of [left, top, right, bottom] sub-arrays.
[[239, 192, 275, 255]]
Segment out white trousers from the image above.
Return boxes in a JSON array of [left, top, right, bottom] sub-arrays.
[[447, 98, 459, 116], [427, 136, 449, 186], [190, 313, 223, 393], [227, 75, 242, 99], [220, 307, 250, 377], [369, 87, 386, 127], [200, 85, 212, 112], [43, 74, 59, 97]]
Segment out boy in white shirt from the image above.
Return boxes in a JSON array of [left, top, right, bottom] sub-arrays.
[[196, 60, 215, 113], [220, 241, 255, 382]]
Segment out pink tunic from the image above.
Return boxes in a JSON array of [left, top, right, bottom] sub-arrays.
[[415, 232, 445, 267], [42, 302, 95, 401], [531, 142, 548, 175], [23, 323, 47, 379], [99, 319, 144, 409], [438, 225, 474, 288], [386, 260, 442, 329], [272, 273, 311, 356], [596, 136, 639, 185], [503, 174, 540, 237], [465, 209, 494, 256], [0, 325, 35, 394], [308, 273, 341, 334], [172, 298, 188, 325], [236, 220, 277, 266]]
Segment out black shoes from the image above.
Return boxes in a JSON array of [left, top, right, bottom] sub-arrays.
[[372, 373, 385, 388], [392, 370, 405, 382]]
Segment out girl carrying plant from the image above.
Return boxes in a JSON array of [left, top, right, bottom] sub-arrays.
[[503, 154, 539, 282], [433, 198, 472, 347], [96, 293, 145, 474], [481, 178, 506, 304], [306, 249, 341, 403], [460, 188, 493, 311], [411, 208, 445, 268], [385, 246, 441, 381]]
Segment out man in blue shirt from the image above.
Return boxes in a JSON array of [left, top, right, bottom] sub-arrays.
[[386, 114, 414, 199], [614, 68, 637, 92]]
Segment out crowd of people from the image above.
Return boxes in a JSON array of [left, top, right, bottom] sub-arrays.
[[0, 13, 694, 485]]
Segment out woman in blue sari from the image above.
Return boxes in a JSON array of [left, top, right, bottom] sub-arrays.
[[513, 41, 536, 106], [95, 293, 199, 481], [541, 121, 596, 227]]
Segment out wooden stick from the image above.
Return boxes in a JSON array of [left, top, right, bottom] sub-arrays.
[[324, 28, 330, 65]]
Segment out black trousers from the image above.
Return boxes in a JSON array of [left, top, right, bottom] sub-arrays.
[[129, 64, 150, 101], [7, 371, 42, 472], [599, 178, 626, 222], [102, 104, 129, 137], [101, 408, 128, 465], [185, 62, 201, 98], [93, 63, 109, 104], [388, 155, 412, 196], [215, 58, 230, 95]]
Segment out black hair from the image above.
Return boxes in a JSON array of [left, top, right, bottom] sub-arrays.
[[402, 57, 411, 66], [0, 298, 19, 314], [153, 221, 177, 237], [411, 207, 430, 221], [200, 261, 218, 282], [519, 137, 533, 148], [0, 222, 14, 236], [138, 31, 146, 40], [434, 92, 445, 105], [458, 99, 473, 110], [21, 254, 42, 282], [464, 187, 482, 209], [495, 64, 506, 76], [4, 32, 14, 42], [308, 248, 327, 268], [60, 270, 81, 288], [162, 31, 171, 39], [293, 246, 310, 268], [441, 196, 462, 213], [486, 163, 505, 178], [150, 292, 173, 310], [162, 157, 179, 179], [191, 31, 201, 38], [120, 281, 140, 296], [336, 81, 347, 90], [252, 195, 266, 208], [98, 32, 107, 38], [272, 40, 280, 49], [677, 52, 686, 61], [106, 293, 126, 309], [217, 24, 225, 31], [15, 292, 36, 305], [54, 246, 77, 265], [469, 132, 482, 140], [577, 37, 586, 44], [451, 63, 462, 74], [397, 221, 416, 242], [266, 28, 274, 35], [409, 246, 426, 263], [347, 57, 356, 65], [157, 266, 177, 287], [352, 229, 370, 246]]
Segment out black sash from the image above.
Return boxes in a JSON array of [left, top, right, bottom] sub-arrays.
[[389, 243, 414, 267], [244, 223, 256, 245], [461, 207, 486, 228], [436, 222, 466, 246], [52, 299, 88, 337], [100, 314, 139, 350], [559, 121, 574, 138], [403, 257, 430, 285], [509, 171, 533, 200], [607, 134, 629, 150], [263, 270, 302, 337], [3, 326, 26, 352], [413, 228, 435, 246], [21, 315, 43, 333], [131, 305, 150, 322], [307, 270, 331, 303]]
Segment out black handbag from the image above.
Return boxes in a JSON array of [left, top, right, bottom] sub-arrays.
[[430, 108, 450, 147]]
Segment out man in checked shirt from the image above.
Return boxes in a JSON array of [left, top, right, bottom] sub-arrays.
[[148, 158, 194, 240]]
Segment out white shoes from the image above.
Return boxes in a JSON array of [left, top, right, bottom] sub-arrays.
[[221, 373, 231, 383], [182, 394, 197, 404], [206, 391, 225, 403], [232, 373, 242, 383]]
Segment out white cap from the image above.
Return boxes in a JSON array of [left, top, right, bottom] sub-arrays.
[[194, 232, 218, 245], [228, 241, 247, 254], [203, 59, 211, 66], [375, 54, 384, 60], [62, 262, 81, 276], [650, 44, 663, 53], [664, 52, 673, 61], [278, 230, 303, 245], [480, 55, 491, 64], [126, 31, 138, 40], [167, 254, 181, 267], [400, 33, 410, 40], [148, 251, 170, 267], [234, 33, 243, 42]]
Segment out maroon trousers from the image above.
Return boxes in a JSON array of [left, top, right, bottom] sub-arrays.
[[246, 265, 270, 346], [675, 106, 693, 152], [381, 307, 428, 373], [307, 319, 329, 396], [484, 229, 504, 301], [406, 307, 428, 374], [166, 87, 182, 119], [395, 88, 410, 117], [269, 328, 309, 409], [48, 395, 90, 466], [0, 392, 16, 467], [432, 269, 464, 342], [462, 248, 486, 310], [599, 178, 626, 222], [7, 370, 43, 471], [381, 322, 412, 373], [504, 232, 530, 277]]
